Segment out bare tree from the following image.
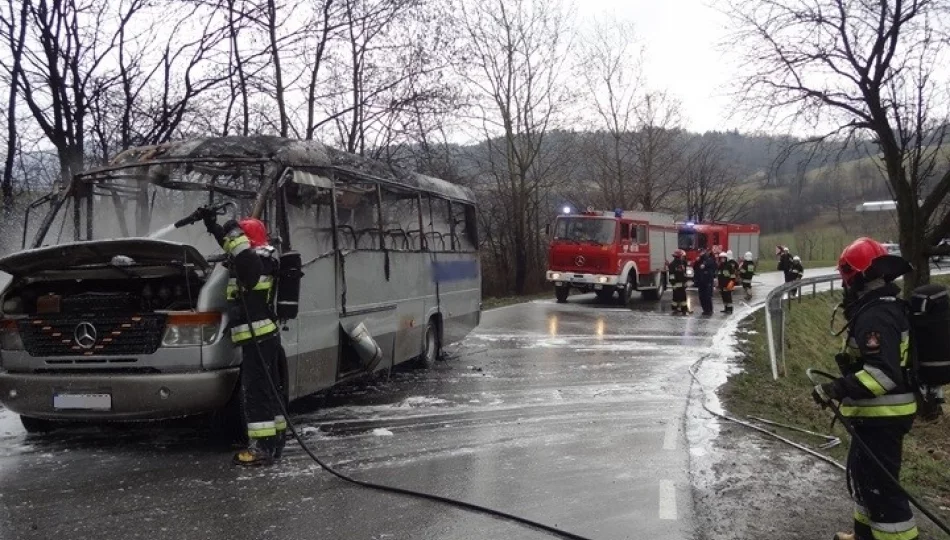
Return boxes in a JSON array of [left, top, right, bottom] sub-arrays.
[[578, 17, 643, 210], [632, 91, 684, 211], [682, 139, 751, 222], [459, 0, 575, 294], [728, 0, 950, 292], [0, 0, 26, 216]]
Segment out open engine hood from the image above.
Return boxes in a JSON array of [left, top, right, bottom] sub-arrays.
[[0, 239, 209, 278]]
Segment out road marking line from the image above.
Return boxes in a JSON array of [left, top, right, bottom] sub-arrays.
[[659, 480, 677, 520], [663, 421, 678, 451]]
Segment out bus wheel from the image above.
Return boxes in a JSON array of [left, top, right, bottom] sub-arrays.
[[417, 318, 442, 369], [555, 285, 570, 303], [20, 415, 55, 434]]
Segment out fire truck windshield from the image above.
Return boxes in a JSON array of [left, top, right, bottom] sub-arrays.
[[678, 230, 707, 250], [554, 217, 616, 245]]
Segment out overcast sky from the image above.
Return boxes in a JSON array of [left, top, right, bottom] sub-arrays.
[[578, 0, 742, 134]]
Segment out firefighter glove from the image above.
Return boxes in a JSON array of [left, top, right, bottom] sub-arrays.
[[834, 352, 853, 375]]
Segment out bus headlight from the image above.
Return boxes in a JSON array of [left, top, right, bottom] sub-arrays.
[[161, 312, 221, 347]]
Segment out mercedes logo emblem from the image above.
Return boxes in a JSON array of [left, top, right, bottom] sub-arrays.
[[74, 322, 98, 350], [574, 255, 586, 267]]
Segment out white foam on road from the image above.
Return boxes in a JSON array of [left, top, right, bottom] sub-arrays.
[[659, 480, 677, 520]]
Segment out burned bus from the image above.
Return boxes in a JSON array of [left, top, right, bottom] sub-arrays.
[[0, 136, 481, 434]]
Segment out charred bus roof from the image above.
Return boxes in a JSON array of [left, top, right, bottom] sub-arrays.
[[78, 135, 476, 204]]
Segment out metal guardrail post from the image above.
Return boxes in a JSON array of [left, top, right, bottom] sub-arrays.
[[764, 274, 841, 380]]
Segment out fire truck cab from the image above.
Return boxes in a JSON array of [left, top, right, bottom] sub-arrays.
[[546, 209, 678, 304], [676, 221, 761, 279]]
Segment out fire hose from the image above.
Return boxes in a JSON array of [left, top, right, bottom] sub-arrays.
[[236, 291, 596, 540], [807, 369, 950, 537]]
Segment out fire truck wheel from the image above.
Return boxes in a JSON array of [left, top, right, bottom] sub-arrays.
[[623, 278, 636, 306], [555, 285, 570, 303]]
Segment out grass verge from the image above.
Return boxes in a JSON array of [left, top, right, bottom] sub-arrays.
[[724, 277, 950, 533]]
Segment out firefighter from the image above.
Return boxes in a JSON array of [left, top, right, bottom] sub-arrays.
[[693, 248, 717, 316], [739, 251, 755, 300], [777, 245, 794, 284], [204, 214, 287, 466], [813, 237, 917, 540], [716, 251, 737, 314], [789, 255, 805, 298], [668, 249, 690, 315]]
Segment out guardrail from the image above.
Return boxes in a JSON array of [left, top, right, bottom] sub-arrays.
[[764, 264, 950, 380], [764, 274, 841, 380]]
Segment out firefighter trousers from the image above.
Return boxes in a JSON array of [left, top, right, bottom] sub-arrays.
[[848, 423, 917, 540], [698, 283, 714, 314], [671, 283, 688, 312], [720, 289, 733, 311], [240, 335, 286, 455]]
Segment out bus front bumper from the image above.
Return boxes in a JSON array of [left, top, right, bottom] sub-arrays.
[[0, 369, 240, 421]]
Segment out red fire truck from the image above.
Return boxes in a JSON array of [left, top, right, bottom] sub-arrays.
[[676, 221, 761, 279], [546, 209, 679, 304]]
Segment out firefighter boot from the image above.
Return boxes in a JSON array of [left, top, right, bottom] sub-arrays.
[[274, 430, 287, 460], [233, 438, 275, 467], [274, 415, 288, 460], [833, 533, 855, 540]]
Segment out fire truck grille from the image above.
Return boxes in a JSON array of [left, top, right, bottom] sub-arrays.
[[552, 253, 611, 273]]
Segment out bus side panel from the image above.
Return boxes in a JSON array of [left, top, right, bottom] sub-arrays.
[[344, 250, 400, 360], [383, 251, 431, 365], [291, 257, 340, 400], [431, 253, 482, 346]]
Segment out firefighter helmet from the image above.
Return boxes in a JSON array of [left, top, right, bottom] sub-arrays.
[[239, 218, 268, 248], [744, 251, 753, 261], [837, 237, 900, 287], [793, 255, 801, 262], [726, 250, 735, 261], [672, 249, 685, 258]]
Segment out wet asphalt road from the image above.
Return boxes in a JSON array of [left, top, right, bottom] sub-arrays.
[[0, 270, 831, 540]]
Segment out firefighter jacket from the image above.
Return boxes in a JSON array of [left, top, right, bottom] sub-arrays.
[[717, 260, 738, 289], [668, 258, 688, 287], [832, 283, 916, 423], [777, 253, 792, 273], [790, 261, 804, 280], [693, 255, 717, 287], [739, 260, 755, 286], [214, 221, 279, 345]]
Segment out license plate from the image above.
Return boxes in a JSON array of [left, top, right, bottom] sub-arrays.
[[53, 393, 112, 411], [554, 281, 563, 287]]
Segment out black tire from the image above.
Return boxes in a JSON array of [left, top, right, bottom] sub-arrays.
[[595, 289, 614, 302], [417, 318, 441, 369], [20, 415, 55, 434], [210, 379, 247, 444], [555, 285, 570, 303], [623, 277, 636, 306], [641, 273, 664, 301]]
